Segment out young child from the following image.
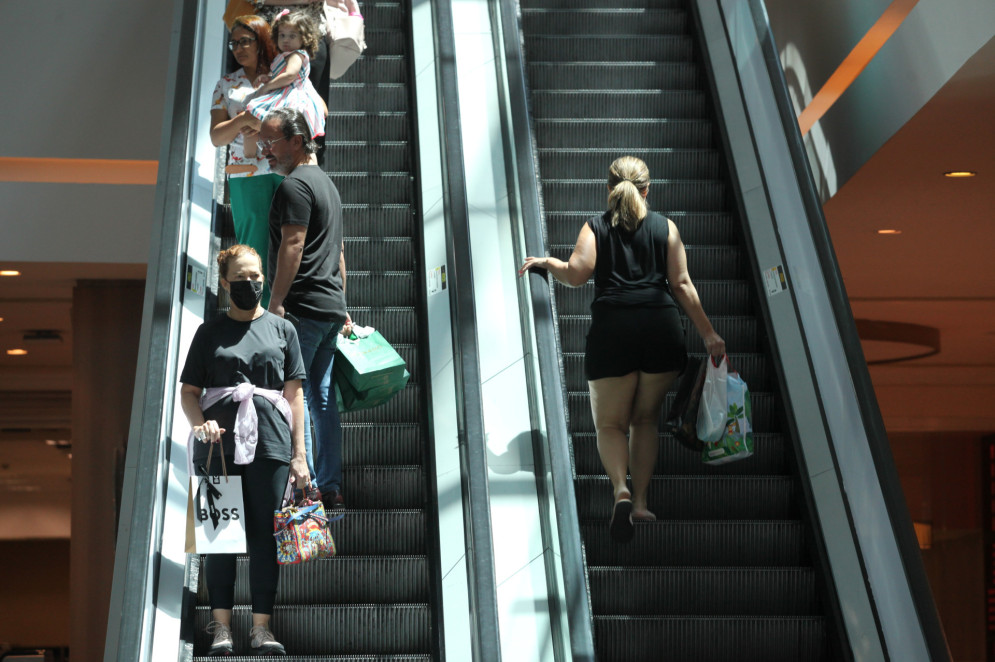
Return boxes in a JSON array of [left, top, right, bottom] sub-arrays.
[[244, 9, 327, 154]]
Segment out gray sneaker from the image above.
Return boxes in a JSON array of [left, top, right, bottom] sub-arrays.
[[205, 621, 233, 656], [249, 625, 286, 656]]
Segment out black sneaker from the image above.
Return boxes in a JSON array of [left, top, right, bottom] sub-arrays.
[[321, 489, 345, 512]]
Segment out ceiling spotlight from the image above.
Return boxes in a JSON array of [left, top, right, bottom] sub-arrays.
[[943, 171, 977, 178], [877, 229, 902, 235], [6, 349, 28, 356], [0, 270, 20, 277]]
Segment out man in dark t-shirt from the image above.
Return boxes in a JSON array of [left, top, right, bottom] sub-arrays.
[[259, 107, 351, 511]]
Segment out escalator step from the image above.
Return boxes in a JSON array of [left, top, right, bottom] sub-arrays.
[[524, 35, 692, 62], [331, 84, 410, 113], [593, 615, 826, 662], [522, 9, 689, 36], [581, 520, 807, 566], [194, 656, 431, 662], [361, 29, 409, 57], [531, 90, 707, 119], [342, 423, 422, 465], [325, 510, 427, 555], [536, 119, 714, 149], [575, 475, 799, 519], [333, 173, 413, 205], [327, 113, 410, 142], [346, 272, 417, 307], [525, 0, 686, 9], [341, 385, 422, 424], [326, 142, 411, 172], [528, 62, 701, 91], [351, 1, 405, 30], [197, 556, 429, 604], [342, 205, 415, 238], [338, 55, 410, 84], [193, 605, 431, 656], [341, 307, 418, 344], [344, 237, 415, 271], [542, 179, 727, 212], [538, 148, 720, 181], [340, 466, 425, 508], [570, 431, 786, 476], [588, 567, 818, 615]]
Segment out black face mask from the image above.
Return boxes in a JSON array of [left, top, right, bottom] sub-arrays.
[[227, 279, 263, 310]]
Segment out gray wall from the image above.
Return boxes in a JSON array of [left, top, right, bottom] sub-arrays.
[[0, 1, 176, 263], [765, 0, 995, 199]]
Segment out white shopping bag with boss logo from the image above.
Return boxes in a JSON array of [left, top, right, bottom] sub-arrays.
[[185, 446, 246, 554]]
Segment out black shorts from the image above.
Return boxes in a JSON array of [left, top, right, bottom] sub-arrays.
[[584, 304, 687, 381]]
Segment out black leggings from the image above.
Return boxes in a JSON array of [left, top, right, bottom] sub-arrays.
[[201, 457, 290, 614]]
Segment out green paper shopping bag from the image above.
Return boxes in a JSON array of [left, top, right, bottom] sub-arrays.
[[335, 331, 407, 391]]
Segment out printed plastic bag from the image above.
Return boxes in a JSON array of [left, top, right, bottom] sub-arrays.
[[702, 370, 754, 465], [696, 354, 728, 442]]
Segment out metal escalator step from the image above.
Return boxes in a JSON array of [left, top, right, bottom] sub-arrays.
[[522, 9, 689, 36], [326, 142, 411, 172], [524, 35, 692, 62], [536, 118, 713, 148], [553, 281, 753, 316], [351, 1, 405, 30], [538, 148, 720, 180], [524, 0, 686, 9], [575, 475, 799, 520], [568, 387, 772, 431], [341, 466, 425, 509], [330, 84, 410, 113], [342, 423, 422, 465], [588, 567, 819, 615], [193, 604, 431, 656], [342, 307, 418, 343], [194, 656, 432, 662], [196, 556, 428, 604], [581, 520, 806, 566], [593, 615, 827, 662], [340, 384, 422, 424], [327, 113, 409, 142], [531, 90, 707, 119], [542, 179, 727, 213], [346, 272, 417, 307], [361, 29, 410, 57], [324, 510, 427, 555], [567, 428, 784, 476], [344, 237, 415, 271], [333, 173, 413, 205], [528, 62, 701, 91], [560, 351, 771, 391], [337, 55, 409, 84], [343, 204, 415, 238]]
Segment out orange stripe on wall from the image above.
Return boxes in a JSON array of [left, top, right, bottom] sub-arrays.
[[797, 0, 919, 136], [0, 157, 158, 185]]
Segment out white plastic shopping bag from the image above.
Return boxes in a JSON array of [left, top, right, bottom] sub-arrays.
[[702, 369, 754, 465], [696, 354, 728, 442], [185, 472, 246, 554]]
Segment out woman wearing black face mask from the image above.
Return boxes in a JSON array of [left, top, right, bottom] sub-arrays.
[[179, 244, 309, 655]]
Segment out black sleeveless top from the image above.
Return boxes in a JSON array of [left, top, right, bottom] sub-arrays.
[[587, 210, 677, 308]]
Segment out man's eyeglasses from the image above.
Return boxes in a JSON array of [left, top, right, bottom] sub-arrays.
[[257, 135, 288, 152], [228, 36, 257, 51]]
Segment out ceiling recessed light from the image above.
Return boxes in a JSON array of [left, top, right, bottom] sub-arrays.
[[877, 229, 902, 235], [6, 349, 27, 356], [0, 270, 20, 277], [943, 171, 977, 178]]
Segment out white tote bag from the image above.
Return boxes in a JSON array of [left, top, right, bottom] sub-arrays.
[[185, 450, 246, 554], [696, 354, 729, 443]]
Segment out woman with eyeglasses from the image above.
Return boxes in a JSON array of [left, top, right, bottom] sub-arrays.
[[210, 14, 282, 303]]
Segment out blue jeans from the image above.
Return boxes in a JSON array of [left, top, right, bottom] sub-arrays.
[[289, 313, 344, 494]]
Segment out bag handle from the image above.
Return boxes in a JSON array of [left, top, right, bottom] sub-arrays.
[[204, 443, 229, 483]]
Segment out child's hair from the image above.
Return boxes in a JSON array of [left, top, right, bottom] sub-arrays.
[[272, 10, 321, 58]]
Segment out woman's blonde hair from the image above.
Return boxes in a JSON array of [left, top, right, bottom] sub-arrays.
[[607, 156, 650, 232]]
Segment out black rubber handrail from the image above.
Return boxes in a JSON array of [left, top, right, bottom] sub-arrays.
[[744, 2, 949, 659], [103, 0, 199, 659], [430, 0, 503, 658], [492, 0, 598, 659]]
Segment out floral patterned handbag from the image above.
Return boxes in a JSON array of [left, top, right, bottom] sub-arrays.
[[273, 488, 342, 564]]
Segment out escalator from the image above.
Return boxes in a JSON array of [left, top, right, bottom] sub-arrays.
[[517, 0, 841, 658], [188, 1, 441, 658]]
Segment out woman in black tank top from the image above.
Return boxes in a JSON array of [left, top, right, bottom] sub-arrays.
[[519, 156, 725, 543]]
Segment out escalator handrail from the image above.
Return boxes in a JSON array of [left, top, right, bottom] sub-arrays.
[[492, 0, 598, 658], [431, 0, 504, 658], [729, 1, 949, 659], [103, 0, 200, 659]]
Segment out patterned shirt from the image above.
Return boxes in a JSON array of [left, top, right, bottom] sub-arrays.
[[212, 68, 273, 178]]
